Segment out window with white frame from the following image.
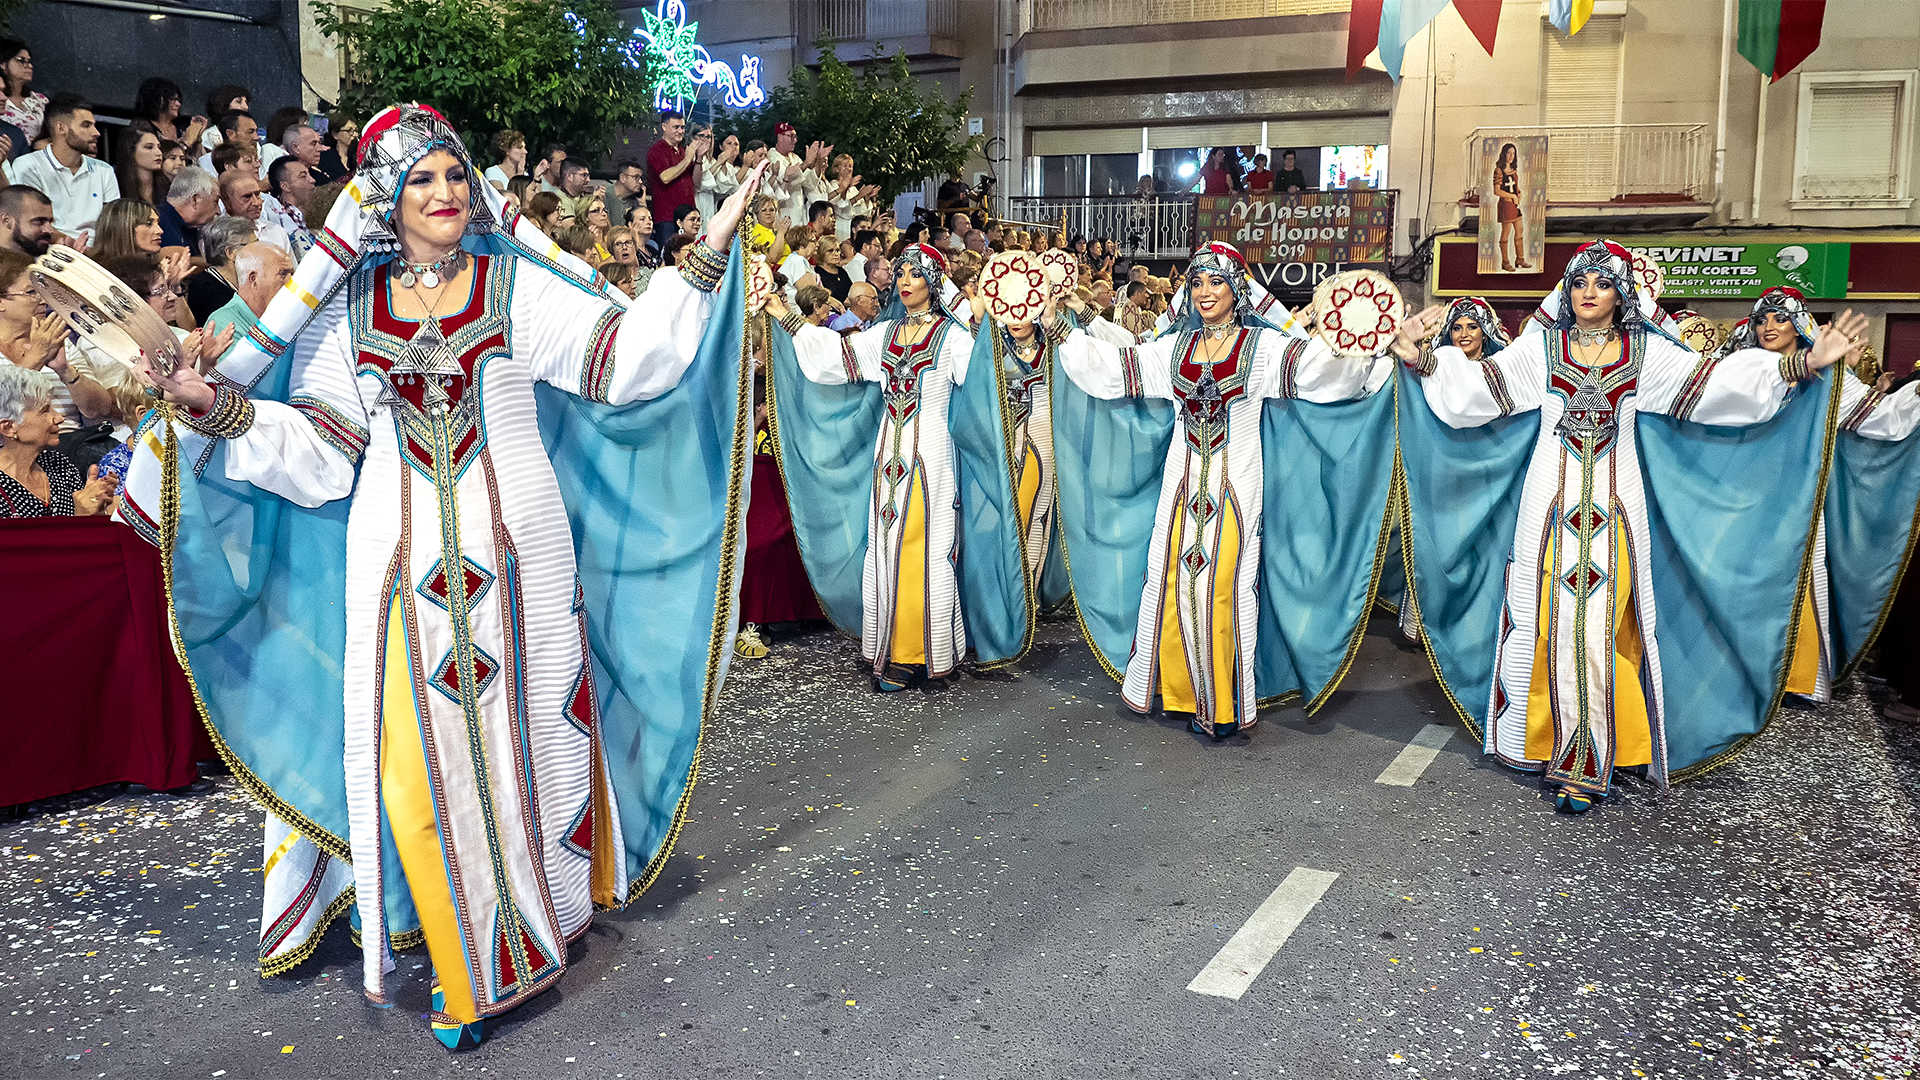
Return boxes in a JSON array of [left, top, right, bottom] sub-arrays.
[[1793, 70, 1916, 206]]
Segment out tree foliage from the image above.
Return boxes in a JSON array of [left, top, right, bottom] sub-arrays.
[[723, 46, 980, 204], [316, 0, 658, 161]]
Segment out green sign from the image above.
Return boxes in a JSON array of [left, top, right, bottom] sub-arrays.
[[1624, 241, 1851, 300]]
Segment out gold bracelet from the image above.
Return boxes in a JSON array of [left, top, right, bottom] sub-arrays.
[[180, 383, 256, 440], [1778, 348, 1811, 383], [680, 241, 729, 293]]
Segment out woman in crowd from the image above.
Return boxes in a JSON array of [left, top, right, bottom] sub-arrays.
[[810, 235, 852, 302], [662, 233, 696, 268], [114, 121, 167, 205], [1400, 240, 1866, 814], [0, 250, 128, 438], [599, 260, 637, 297], [312, 111, 358, 185], [828, 153, 877, 241], [697, 132, 743, 222], [606, 227, 641, 270], [1051, 241, 1421, 738], [762, 243, 1031, 692], [1198, 148, 1233, 195], [673, 203, 703, 242], [126, 103, 764, 1049], [133, 77, 206, 150], [90, 198, 165, 260], [184, 215, 257, 324], [483, 128, 525, 191], [579, 191, 613, 262], [523, 190, 565, 235], [0, 365, 118, 518], [0, 38, 44, 144]]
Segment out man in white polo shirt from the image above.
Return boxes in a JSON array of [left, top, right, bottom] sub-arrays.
[[11, 95, 118, 239]]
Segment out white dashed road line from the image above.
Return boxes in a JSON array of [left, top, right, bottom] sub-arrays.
[[1187, 867, 1341, 1000], [1374, 723, 1457, 787]]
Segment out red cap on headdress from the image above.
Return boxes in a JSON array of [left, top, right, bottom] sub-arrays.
[[356, 103, 452, 168], [1761, 285, 1806, 303], [908, 243, 947, 272], [1191, 240, 1248, 268]]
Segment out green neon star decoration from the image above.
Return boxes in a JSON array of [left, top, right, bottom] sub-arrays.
[[642, 5, 701, 107]]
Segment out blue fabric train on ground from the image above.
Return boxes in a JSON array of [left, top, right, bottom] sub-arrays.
[[1050, 241, 1402, 739], [764, 242, 1032, 691], [115, 103, 757, 1048], [1397, 239, 1870, 815]]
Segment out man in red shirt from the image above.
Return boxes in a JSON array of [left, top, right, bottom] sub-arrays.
[[1244, 153, 1274, 193], [644, 110, 709, 247]]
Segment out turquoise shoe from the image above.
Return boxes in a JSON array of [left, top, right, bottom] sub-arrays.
[[430, 983, 484, 1050]]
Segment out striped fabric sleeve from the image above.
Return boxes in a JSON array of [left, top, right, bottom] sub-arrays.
[[291, 393, 370, 462]]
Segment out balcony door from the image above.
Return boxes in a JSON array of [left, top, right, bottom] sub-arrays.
[[1542, 16, 1625, 203]]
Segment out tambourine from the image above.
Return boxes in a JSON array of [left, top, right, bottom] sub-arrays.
[[29, 246, 183, 379], [981, 250, 1048, 325], [1310, 269, 1404, 358], [745, 253, 775, 314], [1629, 250, 1665, 302], [1038, 247, 1078, 300], [1672, 311, 1727, 356]]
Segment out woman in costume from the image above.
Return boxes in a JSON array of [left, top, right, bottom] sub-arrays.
[[1723, 287, 1920, 703], [1492, 143, 1529, 272], [1383, 297, 1518, 644], [125, 104, 764, 1046], [1049, 241, 1435, 738], [761, 243, 1031, 691], [1399, 240, 1866, 813]]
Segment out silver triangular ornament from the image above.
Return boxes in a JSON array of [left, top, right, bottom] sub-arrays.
[[394, 320, 463, 380]]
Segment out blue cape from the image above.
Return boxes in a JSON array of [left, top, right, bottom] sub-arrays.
[[1050, 329, 1397, 713], [1396, 362, 1837, 777], [764, 316, 1033, 666], [148, 242, 752, 944], [1825, 415, 1920, 678]]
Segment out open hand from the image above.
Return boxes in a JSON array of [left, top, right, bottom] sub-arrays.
[[1392, 304, 1448, 363], [147, 355, 217, 413], [704, 159, 771, 254], [1809, 309, 1870, 372]]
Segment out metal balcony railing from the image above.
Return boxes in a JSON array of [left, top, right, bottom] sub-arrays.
[[798, 0, 961, 45], [1024, 0, 1345, 33], [1460, 124, 1712, 205], [1001, 195, 1195, 258]]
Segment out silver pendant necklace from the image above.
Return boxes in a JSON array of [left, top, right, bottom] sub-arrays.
[[395, 248, 465, 290], [1568, 324, 1617, 347]]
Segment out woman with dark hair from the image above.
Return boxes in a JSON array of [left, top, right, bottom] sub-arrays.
[[311, 111, 357, 185], [0, 37, 44, 144], [1198, 147, 1231, 195], [89, 197, 164, 261], [114, 120, 167, 205], [201, 85, 250, 150], [1493, 142, 1528, 271], [133, 76, 207, 148], [1402, 239, 1868, 813], [482, 128, 525, 191]]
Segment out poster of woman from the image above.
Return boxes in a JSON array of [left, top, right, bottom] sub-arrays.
[[1477, 135, 1548, 274]]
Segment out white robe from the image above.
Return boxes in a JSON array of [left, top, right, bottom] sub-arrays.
[[1421, 330, 1794, 789], [192, 257, 713, 1011], [1055, 322, 1378, 730], [788, 315, 977, 677]]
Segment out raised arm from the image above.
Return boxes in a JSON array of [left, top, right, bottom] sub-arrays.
[[1836, 366, 1920, 440], [1409, 331, 1547, 429], [151, 291, 366, 509], [1050, 316, 1176, 401], [517, 244, 728, 405], [1636, 333, 1797, 425], [1247, 331, 1373, 403], [768, 304, 886, 385]]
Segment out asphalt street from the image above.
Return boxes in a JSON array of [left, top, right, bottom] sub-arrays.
[[3, 616, 1916, 1079]]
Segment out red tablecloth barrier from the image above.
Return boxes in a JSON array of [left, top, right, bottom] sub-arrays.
[[0, 516, 211, 804]]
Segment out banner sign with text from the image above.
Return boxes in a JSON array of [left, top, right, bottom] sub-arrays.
[[1192, 190, 1396, 268], [1625, 241, 1851, 300]]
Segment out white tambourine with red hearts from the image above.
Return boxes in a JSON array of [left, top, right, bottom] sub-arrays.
[[981, 250, 1049, 325], [1310, 269, 1405, 359], [745, 253, 775, 313], [1629, 250, 1665, 302], [1038, 247, 1078, 301]]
